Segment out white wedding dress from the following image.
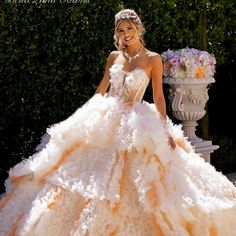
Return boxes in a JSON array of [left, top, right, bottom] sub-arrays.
[[0, 53, 236, 236]]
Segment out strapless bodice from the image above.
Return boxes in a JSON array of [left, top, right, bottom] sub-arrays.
[[107, 63, 150, 103]]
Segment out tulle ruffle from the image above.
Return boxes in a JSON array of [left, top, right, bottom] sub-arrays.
[[1, 94, 236, 236]]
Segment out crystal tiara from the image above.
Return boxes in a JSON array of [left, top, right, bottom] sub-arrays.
[[115, 9, 142, 28]]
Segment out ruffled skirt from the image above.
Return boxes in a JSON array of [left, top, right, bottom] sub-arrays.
[[0, 94, 236, 236]]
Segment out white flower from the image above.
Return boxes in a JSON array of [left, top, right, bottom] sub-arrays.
[[161, 48, 216, 79], [125, 69, 145, 90], [109, 63, 124, 89]]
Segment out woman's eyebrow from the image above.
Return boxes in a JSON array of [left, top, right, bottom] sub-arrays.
[[117, 25, 132, 31]]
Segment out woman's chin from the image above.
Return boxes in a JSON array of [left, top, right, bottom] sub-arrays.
[[124, 40, 136, 46]]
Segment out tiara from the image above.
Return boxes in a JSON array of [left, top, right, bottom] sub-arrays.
[[115, 10, 142, 27]]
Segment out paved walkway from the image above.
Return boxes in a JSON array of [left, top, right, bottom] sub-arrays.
[[226, 172, 236, 186]]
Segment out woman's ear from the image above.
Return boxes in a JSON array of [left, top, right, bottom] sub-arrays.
[[136, 24, 141, 32], [136, 25, 143, 37]]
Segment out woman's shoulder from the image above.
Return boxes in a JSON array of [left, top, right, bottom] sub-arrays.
[[108, 50, 121, 58], [107, 50, 120, 64], [107, 50, 121, 63], [145, 49, 161, 58], [145, 50, 162, 65]]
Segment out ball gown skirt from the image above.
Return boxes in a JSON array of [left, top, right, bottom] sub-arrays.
[[0, 59, 236, 236]]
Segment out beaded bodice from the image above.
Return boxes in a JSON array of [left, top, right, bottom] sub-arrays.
[[108, 63, 150, 103]]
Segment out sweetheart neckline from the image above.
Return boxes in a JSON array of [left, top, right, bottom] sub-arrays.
[[112, 63, 150, 81], [123, 68, 150, 81]]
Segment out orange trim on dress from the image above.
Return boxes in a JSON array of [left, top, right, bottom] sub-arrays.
[[109, 225, 119, 236], [6, 213, 24, 236], [47, 187, 63, 209], [147, 180, 160, 208], [175, 138, 192, 153], [40, 142, 81, 183], [150, 214, 166, 236], [209, 225, 218, 236], [0, 187, 17, 211], [1, 173, 34, 211], [112, 150, 128, 214], [184, 221, 193, 235]]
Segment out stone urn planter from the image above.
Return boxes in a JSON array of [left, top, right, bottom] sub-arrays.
[[162, 48, 219, 162], [163, 77, 214, 142]]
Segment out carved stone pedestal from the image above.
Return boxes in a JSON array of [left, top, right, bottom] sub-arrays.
[[163, 77, 219, 162], [192, 139, 219, 163]]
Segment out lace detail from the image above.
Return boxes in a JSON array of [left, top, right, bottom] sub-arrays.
[[108, 63, 149, 102], [109, 64, 126, 98], [124, 69, 148, 91]]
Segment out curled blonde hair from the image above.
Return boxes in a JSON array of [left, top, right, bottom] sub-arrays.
[[113, 9, 145, 50]]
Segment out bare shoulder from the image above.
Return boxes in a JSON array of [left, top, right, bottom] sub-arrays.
[[145, 50, 162, 67], [146, 50, 160, 57], [107, 50, 120, 64], [146, 50, 161, 60], [109, 50, 120, 57]]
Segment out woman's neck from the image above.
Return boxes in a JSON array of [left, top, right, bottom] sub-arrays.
[[125, 42, 143, 56]]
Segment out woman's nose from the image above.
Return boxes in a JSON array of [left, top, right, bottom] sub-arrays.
[[123, 30, 128, 36]]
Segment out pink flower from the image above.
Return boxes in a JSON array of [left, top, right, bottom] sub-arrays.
[[161, 48, 216, 79]]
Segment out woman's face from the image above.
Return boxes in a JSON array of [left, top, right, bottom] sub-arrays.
[[116, 20, 140, 46]]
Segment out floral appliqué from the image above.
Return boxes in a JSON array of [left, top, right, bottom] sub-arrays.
[[109, 63, 148, 99]]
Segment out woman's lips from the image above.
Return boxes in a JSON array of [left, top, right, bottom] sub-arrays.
[[124, 36, 133, 42]]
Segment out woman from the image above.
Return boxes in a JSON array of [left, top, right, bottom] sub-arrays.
[[96, 9, 176, 149], [0, 9, 236, 236]]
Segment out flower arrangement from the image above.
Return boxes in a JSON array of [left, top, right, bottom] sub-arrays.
[[161, 48, 216, 80]]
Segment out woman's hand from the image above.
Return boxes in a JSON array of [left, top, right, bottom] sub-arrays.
[[125, 101, 133, 109], [168, 136, 176, 149]]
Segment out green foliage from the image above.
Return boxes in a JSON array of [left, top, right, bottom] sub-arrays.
[[206, 0, 236, 64], [211, 135, 236, 174], [123, 0, 236, 62], [123, 0, 198, 52], [0, 0, 235, 192], [0, 1, 120, 191]]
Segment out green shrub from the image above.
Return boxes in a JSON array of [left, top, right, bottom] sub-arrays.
[[0, 0, 235, 193]]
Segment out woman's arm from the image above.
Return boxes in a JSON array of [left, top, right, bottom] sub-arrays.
[[151, 54, 176, 149], [95, 51, 118, 95], [151, 54, 166, 118]]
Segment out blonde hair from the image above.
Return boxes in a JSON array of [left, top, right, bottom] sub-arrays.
[[113, 9, 145, 50]]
